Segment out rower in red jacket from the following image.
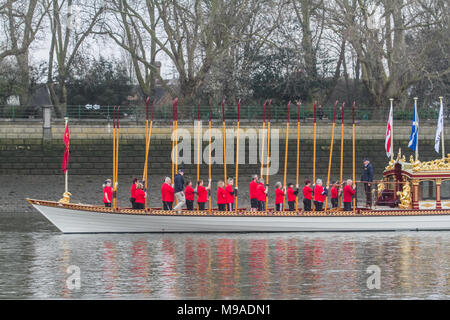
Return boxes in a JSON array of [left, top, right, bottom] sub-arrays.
[[302, 179, 312, 211], [274, 182, 285, 211], [135, 182, 146, 210], [343, 179, 356, 211], [286, 183, 299, 211], [216, 180, 227, 211], [249, 174, 259, 211], [330, 181, 339, 208], [161, 177, 174, 210], [313, 179, 328, 211], [196, 179, 211, 210], [184, 181, 195, 210], [256, 178, 268, 211]]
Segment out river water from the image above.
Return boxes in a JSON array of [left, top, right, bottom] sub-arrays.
[[1, 213, 449, 299]]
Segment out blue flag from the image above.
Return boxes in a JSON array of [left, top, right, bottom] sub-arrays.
[[408, 104, 419, 151]]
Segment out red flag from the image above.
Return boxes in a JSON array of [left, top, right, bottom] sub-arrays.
[[62, 121, 70, 172], [385, 104, 393, 158]]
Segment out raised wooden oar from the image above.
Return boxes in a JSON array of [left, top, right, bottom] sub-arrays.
[[174, 100, 178, 178], [171, 100, 176, 183], [112, 106, 116, 208], [296, 101, 301, 210], [260, 100, 267, 178], [339, 102, 345, 208], [208, 100, 212, 213], [324, 101, 338, 212], [222, 100, 227, 183], [235, 99, 241, 213], [312, 101, 317, 212], [352, 101, 356, 212], [265, 100, 271, 211], [142, 98, 153, 210], [196, 99, 201, 211], [282, 101, 290, 211], [114, 106, 120, 210]]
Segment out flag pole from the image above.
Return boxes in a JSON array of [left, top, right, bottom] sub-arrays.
[[339, 102, 345, 208], [265, 100, 271, 211], [235, 99, 241, 213], [296, 101, 301, 211], [414, 97, 418, 161], [312, 101, 317, 212], [282, 101, 290, 211], [324, 101, 338, 212], [439, 96, 445, 158], [389, 98, 394, 160], [260, 101, 267, 178], [352, 101, 356, 213]]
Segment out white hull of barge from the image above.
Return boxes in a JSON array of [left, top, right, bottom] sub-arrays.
[[31, 203, 450, 233]]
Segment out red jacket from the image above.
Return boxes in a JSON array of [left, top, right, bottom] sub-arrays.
[[330, 186, 338, 199], [275, 188, 285, 204], [161, 183, 174, 202], [256, 183, 266, 201], [197, 185, 207, 203], [135, 189, 146, 204], [225, 185, 235, 204], [217, 187, 227, 204], [185, 185, 195, 201], [303, 185, 312, 200], [103, 186, 112, 203], [249, 180, 258, 199], [287, 187, 297, 202], [130, 183, 137, 199], [314, 185, 326, 203], [343, 185, 355, 203]]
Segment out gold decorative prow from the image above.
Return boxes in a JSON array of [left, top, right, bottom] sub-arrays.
[[58, 191, 72, 204]]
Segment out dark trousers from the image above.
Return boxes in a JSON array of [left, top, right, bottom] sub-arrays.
[[218, 203, 226, 211], [163, 201, 173, 210], [130, 198, 136, 209], [331, 198, 338, 208], [344, 202, 352, 211], [275, 203, 282, 211], [105, 202, 111, 207], [135, 202, 144, 209], [198, 202, 206, 210], [227, 203, 234, 211], [258, 200, 265, 211], [288, 201, 295, 211], [186, 200, 194, 210], [303, 199, 311, 211], [364, 183, 372, 207], [314, 201, 323, 211]]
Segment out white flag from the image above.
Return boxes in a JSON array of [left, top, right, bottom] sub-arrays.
[[434, 99, 444, 153], [385, 104, 393, 158]]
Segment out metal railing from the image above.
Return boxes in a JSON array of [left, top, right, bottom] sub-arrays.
[[1, 103, 449, 123]]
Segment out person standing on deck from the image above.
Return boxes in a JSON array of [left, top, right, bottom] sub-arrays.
[[184, 180, 195, 210], [225, 178, 238, 211], [330, 181, 339, 208], [130, 178, 138, 209], [249, 174, 259, 211], [302, 180, 312, 211], [343, 179, 356, 211], [173, 169, 185, 213], [161, 177, 175, 210], [256, 178, 268, 211], [196, 179, 211, 210], [103, 179, 113, 207], [313, 179, 328, 211], [274, 182, 285, 212], [216, 180, 227, 211], [287, 183, 299, 211], [361, 158, 374, 209], [134, 182, 146, 210]]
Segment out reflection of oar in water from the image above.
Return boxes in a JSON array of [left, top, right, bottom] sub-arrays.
[[282, 101, 290, 211], [142, 97, 153, 210], [324, 101, 338, 212], [235, 99, 240, 213]]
